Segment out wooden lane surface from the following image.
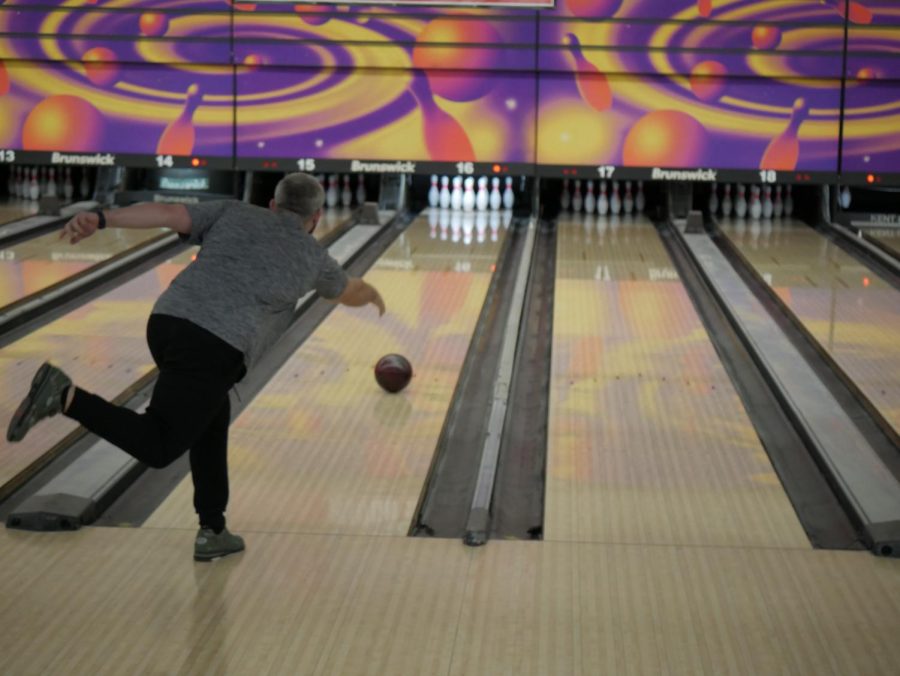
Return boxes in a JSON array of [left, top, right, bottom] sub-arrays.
[[1, 526, 898, 675], [545, 215, 810, 549]]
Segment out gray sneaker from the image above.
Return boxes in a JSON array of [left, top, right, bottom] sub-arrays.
[[194, 527, 245, 562], [7, 362, 72, 442]]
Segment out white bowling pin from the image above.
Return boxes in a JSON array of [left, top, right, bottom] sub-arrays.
[[451, 176, 463, 211], [721, 184, 733, 217], [29, 168, 39, 201], [735, 184, 747, 218], [489, 177, 502, 211], [762, 185, 773, 219], [428, 174, 440, 208], [623, 181, 634, 214], [326, 175, 338, 207], [572, 180, 583, 212], [475, 176, 489, 211], [840, 185, 852, 209], [439, 176, 451, 209], [709, 182, 719, 215], [750, 185, 762, 220], [635, 180, 645, 213], [502, 177, 515, 210], [598, 180, 609, 216], [462, 176, 476, 212], [584, 180, 596, 214], [610, 180, 621, 214]]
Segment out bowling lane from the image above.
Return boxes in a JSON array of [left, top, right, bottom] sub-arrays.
[[720, 218, 900, 435], [544, 214, 810, 549], [0, 200, 39, 226], [0, 209, 347, 494], [0, 226, 169, 307], [144, 208, 511, 535]]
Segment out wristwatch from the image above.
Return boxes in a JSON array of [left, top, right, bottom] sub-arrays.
[[92, 208, 107, 230]]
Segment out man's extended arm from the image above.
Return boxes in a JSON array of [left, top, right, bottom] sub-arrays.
[[332, 278, 385, 316], [60, 203, 192, 244]]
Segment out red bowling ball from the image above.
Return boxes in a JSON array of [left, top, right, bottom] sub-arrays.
[[374, 354, 413, 394]]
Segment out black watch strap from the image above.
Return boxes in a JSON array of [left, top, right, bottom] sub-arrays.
[[93, 208, 107, 230]]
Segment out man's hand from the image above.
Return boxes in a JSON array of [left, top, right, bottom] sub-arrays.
[[333, 278, 386, 316], [60, 211, 102, 245]]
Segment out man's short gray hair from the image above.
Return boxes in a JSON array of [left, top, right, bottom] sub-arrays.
[[273, 172, 325, 221]]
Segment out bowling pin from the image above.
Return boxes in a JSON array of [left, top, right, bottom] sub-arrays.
[[502, 177, 515, 210], [462, 176, 476, 212], [784, 184, 794, 217], [14, 166, 24, 198], [610, 180, 621, 215], [476, 176, 489, 211], [560, 178, 571, 211], [157, 84, 203, 155], [735, 184, 747, 218], [762, 185, 773, 219], [428, 174, 440, 208], [46, 167, 57, 198], [760, 98, 808, 171], [598, 180, 609, 216], [39, 167, 47, 196], [584, 180, 596, 214], [623, 181, 634, 214], [750, 185, 762, 220], [326, 175, 339, 207], [489, 177, 502, 211], [341, 175, 352, 207], [439, 176, 451, 209], [29, 168, 39, 201], [773, 185, 783, 218], [709, 182, 719, 215], [635, 181, 645, 213], [355, 174, 366, 205], [451, 176, 463, 211], [572, 180, 583, 212], [63, 167, 74, 201], [721, 184, 733, 217], [839, 185, 852, 209]]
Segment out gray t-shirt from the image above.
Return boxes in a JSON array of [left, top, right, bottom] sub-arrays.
[[153, 200, 348, 366]]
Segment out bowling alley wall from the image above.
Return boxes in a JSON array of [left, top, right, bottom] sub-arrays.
[[0, 1, 897, 184]]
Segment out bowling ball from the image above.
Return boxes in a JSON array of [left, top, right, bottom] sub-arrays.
[[374, 354, 413, 393]]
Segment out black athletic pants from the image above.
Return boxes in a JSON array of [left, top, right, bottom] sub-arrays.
[[65, 314, 246, 532]]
